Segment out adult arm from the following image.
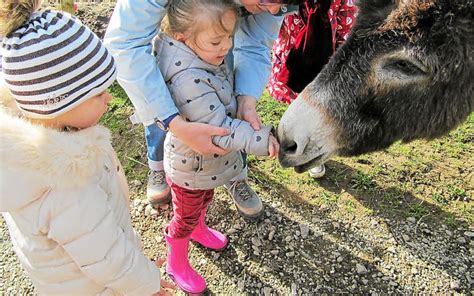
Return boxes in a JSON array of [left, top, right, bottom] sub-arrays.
[[104, 0, 228, 154], [46, 186, 161, 296], [233, 12, 284, 129]]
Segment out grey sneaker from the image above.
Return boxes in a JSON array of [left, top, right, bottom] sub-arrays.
[[225, 180, 264, 221], [147, 170, 171, 207], [309, 164, 326, 178]]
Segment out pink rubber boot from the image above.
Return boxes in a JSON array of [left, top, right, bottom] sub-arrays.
[[190, 208, 228, 251], [165, 229, 207, 294]]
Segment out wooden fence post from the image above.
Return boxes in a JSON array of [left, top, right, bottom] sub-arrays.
[[60, 0, 74, 14]]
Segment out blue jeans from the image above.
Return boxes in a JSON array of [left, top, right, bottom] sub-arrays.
[[145, 124, 248, 180], [145, 124, 167, 171]]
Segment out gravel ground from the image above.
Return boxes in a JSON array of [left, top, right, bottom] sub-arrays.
[[2, 183, 472, 295]]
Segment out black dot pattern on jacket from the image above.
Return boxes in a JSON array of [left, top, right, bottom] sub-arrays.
[[234, 164, 237, 169], [194, 79, 200, 84], [212, 176, 217, 180], [225, 160, 229, 165], [214, 154, 219, 158], [187, 99, 192, 103], [256, 136, 262, 142], [227, 112, 231, 117], [182, 159, 186, 164], [210, 105, 215, 111], [169, 42, 174, 46], [231, 133, 235, 139], [185, 117, 190, 122], [207, 78, 211, 84], [196, 156, 200, 161], [185, 182, 189, 186], [175, 61, 181, 66], [171, 144, 175, 148]]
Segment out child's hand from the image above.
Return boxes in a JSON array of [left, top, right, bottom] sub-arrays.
[[152, 257, 177, 296], [268, 134, 280, 159]]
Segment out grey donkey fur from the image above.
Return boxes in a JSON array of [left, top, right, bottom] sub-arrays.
[[278, 0, 473, 172]]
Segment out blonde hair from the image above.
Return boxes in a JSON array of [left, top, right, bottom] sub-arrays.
[[162, 0, 238, 39], [0, 0, 41, 36]]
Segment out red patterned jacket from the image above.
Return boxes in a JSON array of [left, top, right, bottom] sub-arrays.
[[268, 0, 357, 104]]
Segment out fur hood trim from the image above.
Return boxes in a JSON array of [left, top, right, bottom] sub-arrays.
[[0, 94, 112, 211]]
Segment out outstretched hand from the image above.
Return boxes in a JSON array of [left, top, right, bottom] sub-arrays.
[[268, 134, 280, 159], [169, 116, 230, 156], [151, 258, 177, 296], [236, 95, 262, 131]]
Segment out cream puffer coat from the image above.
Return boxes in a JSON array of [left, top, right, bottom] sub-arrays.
[[0, 94, 161, 295], [154, 33, 272, 190]]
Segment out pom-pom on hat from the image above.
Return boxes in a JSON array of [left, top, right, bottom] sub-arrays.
[[1, 9, 116, 118]]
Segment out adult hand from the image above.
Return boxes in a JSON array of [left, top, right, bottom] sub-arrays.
[[169, 116, 230, 156], [151, 258, 177, 296], [236, 95, 262, 131]]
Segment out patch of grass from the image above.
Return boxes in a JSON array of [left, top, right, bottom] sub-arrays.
[[446, 184, 468, 201], [409, 202, 429, 219], [350, 171, 377, 192]]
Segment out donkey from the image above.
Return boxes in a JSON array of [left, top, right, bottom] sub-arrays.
[[277, 0, 473, 172]]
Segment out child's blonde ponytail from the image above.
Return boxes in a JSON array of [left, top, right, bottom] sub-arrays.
[[0, 0, 40, 36]]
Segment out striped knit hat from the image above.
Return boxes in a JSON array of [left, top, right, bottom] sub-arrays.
[[1, 10, 116, 118]]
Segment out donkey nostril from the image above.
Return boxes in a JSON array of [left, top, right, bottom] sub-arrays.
[[282, 141, 298, 155]]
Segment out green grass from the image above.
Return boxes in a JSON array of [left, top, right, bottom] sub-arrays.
[[103, 84, 473, 226]]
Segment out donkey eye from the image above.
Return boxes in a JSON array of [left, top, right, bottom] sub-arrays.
[[383, 59, 426, 76]]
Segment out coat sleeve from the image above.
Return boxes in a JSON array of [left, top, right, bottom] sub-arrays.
[[233, 13, 284, 100], [45, 186, 161, 296], [171, 70, 272, 156], [104, 0, 179, 125]]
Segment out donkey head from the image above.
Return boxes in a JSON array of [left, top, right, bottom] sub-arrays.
[[278, 0, 473, 172]]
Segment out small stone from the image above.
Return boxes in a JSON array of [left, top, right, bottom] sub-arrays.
[[446, 230, 452, 236], [450, 280, 460, 290], [159, 203, 170, 210], [464, 231, 474, 238], [337, 256, 343, 263], [286, 251, 295, 258], [411, 267, 418, 274], [150, 208, 159, 217], [199, 258, 207, 266], [130, 180, 142, 187], [300, 224, 309, 238], [362, 279, 369, 285], [238, 279, 245, 291], [457, 237, 467, 244], [268, 229, 276, 241], [407, 217, 416, 223], [291, 283, 298, 295], [270, 250, 279, 255], [356, 263, 368, 274], [228, 228, 237, 235], [402, 234, 410, 241], [145, 204, 153, 216], [251, 237, 262, 247], [263, 287, 272, 296]]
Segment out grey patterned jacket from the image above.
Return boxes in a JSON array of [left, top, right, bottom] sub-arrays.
[[155, 33, 272, 190]]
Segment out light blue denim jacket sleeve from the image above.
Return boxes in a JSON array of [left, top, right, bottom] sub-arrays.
[[104, 0, 283, 125], [104, 0, 175, 126], [232, 13, 283, 100]]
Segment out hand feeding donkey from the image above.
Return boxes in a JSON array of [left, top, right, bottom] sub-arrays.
[[278, 0, 473, 173]]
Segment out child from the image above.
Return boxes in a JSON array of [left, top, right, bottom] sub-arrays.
[[0, 2, 174, 295], [154, 0, 279, 293]]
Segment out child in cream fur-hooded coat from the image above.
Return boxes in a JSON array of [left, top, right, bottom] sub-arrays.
[[0, 3, 168, 295]]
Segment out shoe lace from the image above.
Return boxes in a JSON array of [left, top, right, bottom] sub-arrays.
[[150, 170, 166, 185], [228, 180, 251, 201]]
